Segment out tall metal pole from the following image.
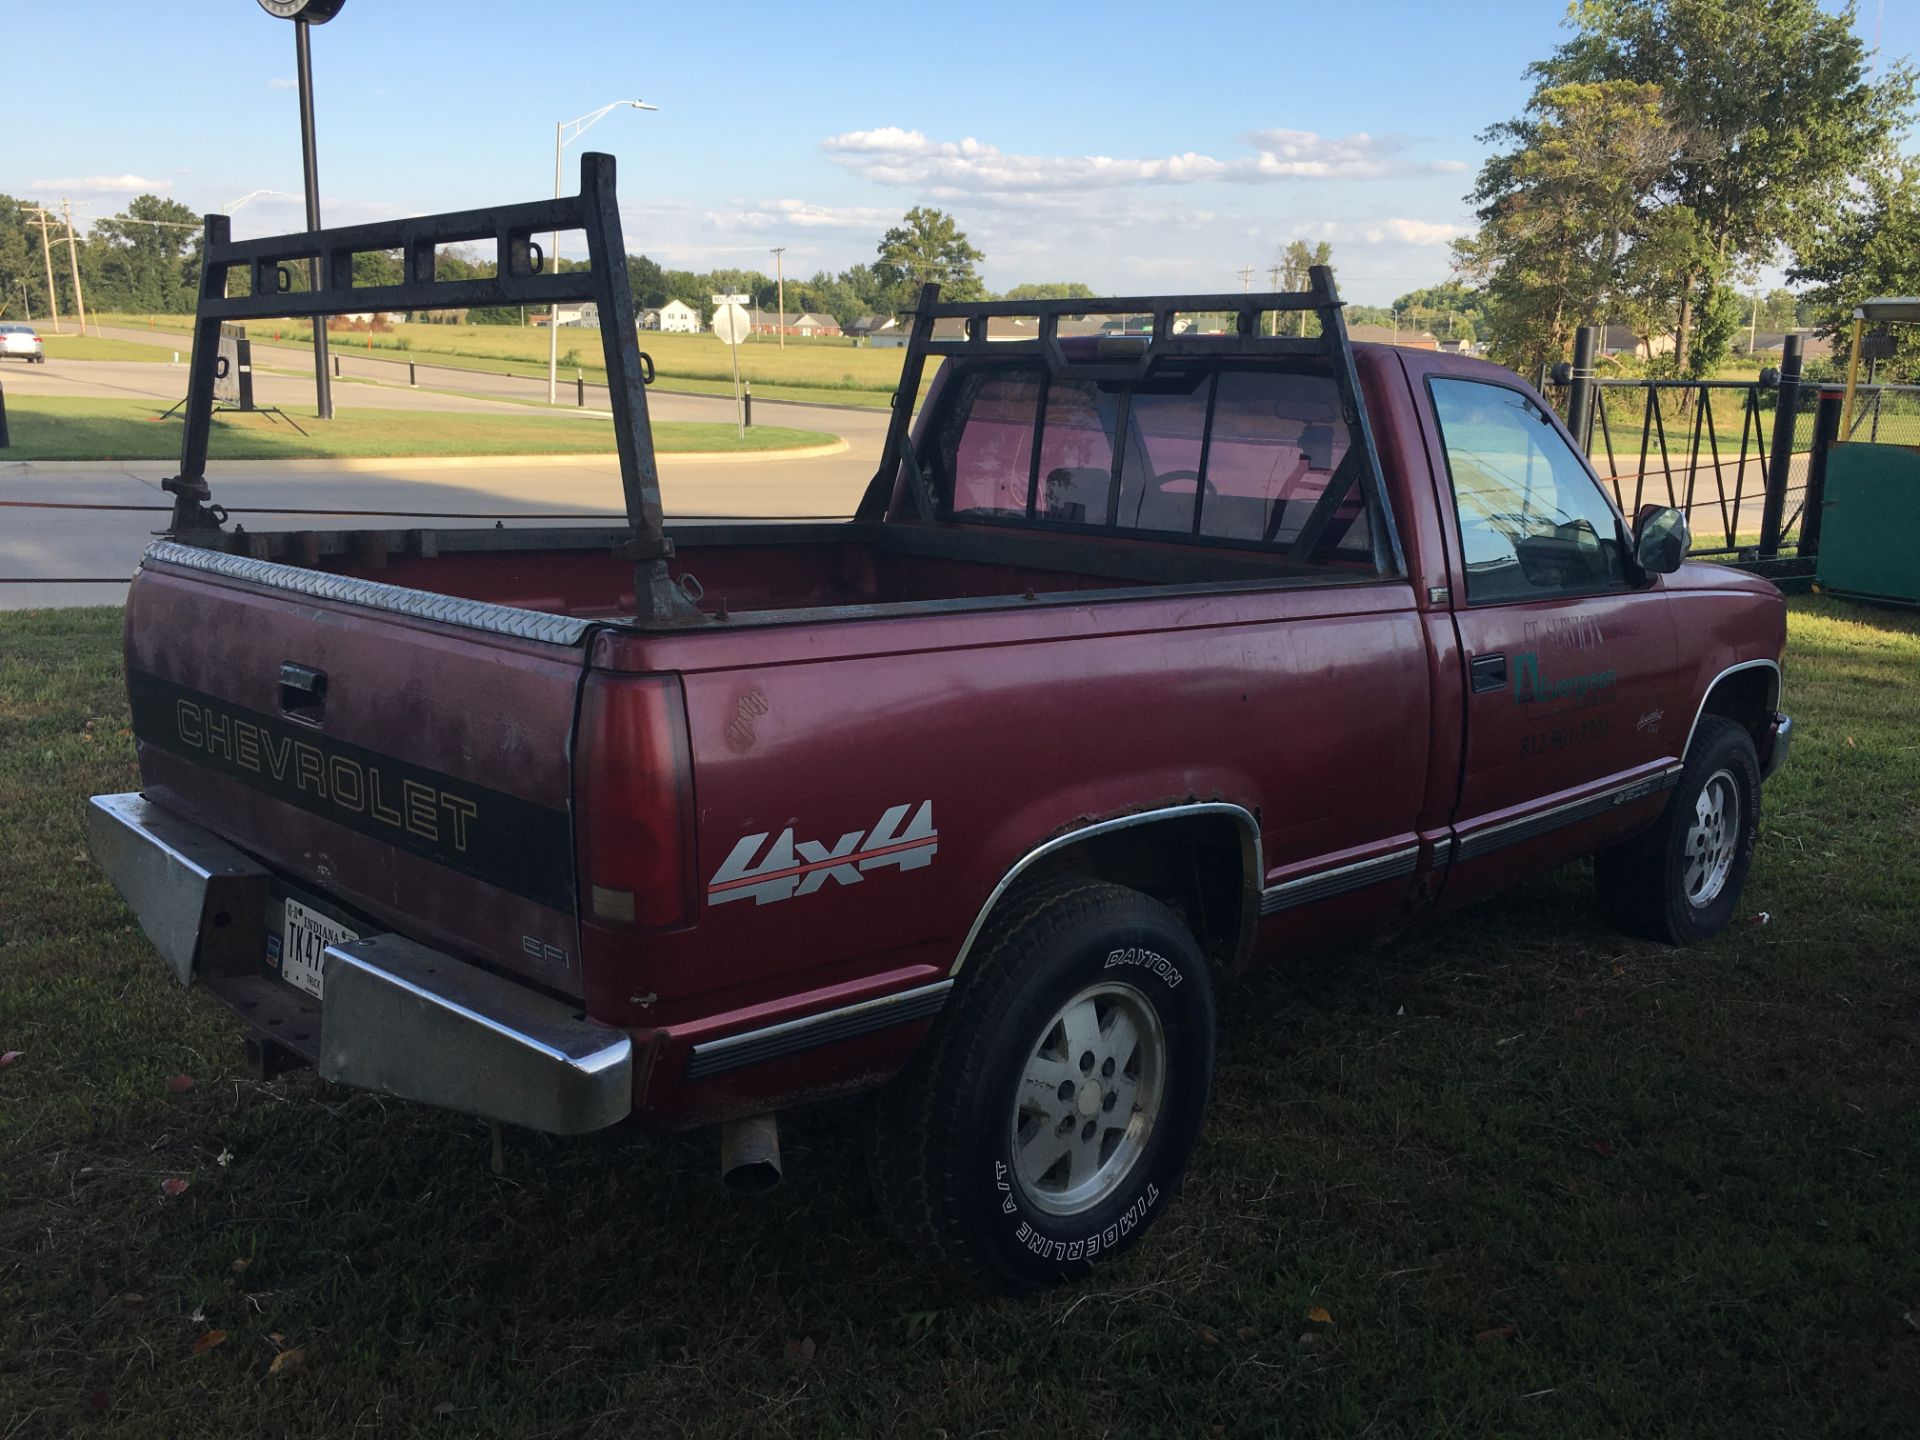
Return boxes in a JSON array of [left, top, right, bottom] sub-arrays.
[[771, 246, 785, 350], [549, 120, 564, 404], [60, 200, 88, 335], [295, 18, 333, 419], [1758, 332, 1803, 558]]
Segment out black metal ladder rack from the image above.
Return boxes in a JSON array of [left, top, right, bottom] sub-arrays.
[[163, 150, 694, 623]]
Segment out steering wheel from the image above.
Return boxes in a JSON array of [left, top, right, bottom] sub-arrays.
[[1150, 467, 1216, 498]]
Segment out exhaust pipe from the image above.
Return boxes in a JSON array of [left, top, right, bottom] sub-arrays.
[[719, 1112, 782, 1192]]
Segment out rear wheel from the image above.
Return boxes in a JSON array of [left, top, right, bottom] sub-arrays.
[[870, 879, 1215, 1293], [1597, 715, 1760, 944]]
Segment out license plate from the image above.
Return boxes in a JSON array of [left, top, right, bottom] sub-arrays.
[[279, 899, 356, 1000]]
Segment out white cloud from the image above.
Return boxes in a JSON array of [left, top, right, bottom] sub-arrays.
[[268, 77, 297, 89], [721, 198, 901, 232], [820, 126, 1462, 197], [30, 174, 172, 195], [1364, 217, 1471, 246]]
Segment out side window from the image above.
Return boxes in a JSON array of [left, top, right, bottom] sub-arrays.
[[1429, 377, 1628, 603]]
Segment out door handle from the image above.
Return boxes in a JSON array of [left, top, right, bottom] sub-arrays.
[[1470, 653, 1508, 694], [279, 662, 328, 719]]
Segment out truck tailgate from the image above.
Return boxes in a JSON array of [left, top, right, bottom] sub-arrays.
[[124, 546, 591, 997]]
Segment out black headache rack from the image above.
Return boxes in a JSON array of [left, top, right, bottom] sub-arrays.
[[162, 151, 697, 624], [855, 267, 1405, 577]]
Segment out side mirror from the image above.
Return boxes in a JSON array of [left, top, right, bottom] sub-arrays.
[[1633, 505, 1691, 575]]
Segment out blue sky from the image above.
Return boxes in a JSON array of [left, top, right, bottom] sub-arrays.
[[4, 0, 1909, 305]]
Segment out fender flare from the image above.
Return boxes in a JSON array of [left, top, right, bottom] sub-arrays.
[[947, 801, 1264, 976], [1681, 658, 1782, 759]]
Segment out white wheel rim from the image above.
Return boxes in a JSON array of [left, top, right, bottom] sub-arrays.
[[1683, 768, 1741, 908], [1008, 980, 1166, 1218]]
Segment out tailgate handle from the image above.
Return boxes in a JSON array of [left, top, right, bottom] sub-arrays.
[[1470, 654, 1508, 694], [279, 662, 328, 719]]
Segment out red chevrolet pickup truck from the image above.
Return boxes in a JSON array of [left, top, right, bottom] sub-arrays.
[[90, 158, 1789, 1292]]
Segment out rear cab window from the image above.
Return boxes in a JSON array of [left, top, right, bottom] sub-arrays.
[[932, 359, 1374, 568]]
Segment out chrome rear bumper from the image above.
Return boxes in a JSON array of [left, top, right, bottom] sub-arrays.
[[85, 792, 630, 1135]]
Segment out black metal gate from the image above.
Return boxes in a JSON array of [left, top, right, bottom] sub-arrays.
[[1548, 325, 1823, 564]]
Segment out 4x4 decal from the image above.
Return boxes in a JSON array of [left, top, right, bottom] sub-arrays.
[[708, 802, 937, 907]]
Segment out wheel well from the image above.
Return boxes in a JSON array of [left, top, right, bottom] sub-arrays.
[[1697, 665, 1778, 752], [998, 812, 1256, 970]]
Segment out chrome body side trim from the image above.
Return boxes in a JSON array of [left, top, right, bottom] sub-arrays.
[[143, 540, 595, 647], [1453, 767, 1682, 864], [948, 803, 1264, 976], [686, 978, 955, 1079], [85, 792, 269, 985], [320, 933, 632, 1135], [1259, 844, 1421, 915]]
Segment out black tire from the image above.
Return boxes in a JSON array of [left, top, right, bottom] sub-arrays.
[[1596, 715, 1761, 944], [870, 878, 1215, 1293]]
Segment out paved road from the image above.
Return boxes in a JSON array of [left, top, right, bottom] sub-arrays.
[[2, 346, 888, 609], [87, 322, 879, 420]]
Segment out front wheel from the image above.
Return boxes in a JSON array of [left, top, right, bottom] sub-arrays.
[[870, 879, 1215, 1293], [1597, 715, 1761, 944]]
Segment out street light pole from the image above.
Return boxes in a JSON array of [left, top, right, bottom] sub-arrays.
[[771, 246, 785, 350], [547, 99, 656, 403], [293, 18, 332, 418]]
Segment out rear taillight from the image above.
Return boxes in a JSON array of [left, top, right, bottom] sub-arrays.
[[573, 673, 694, 929]]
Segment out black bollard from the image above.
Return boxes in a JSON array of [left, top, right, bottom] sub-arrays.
[[0, 381, 8, 448], [743, 381, 752, 429]]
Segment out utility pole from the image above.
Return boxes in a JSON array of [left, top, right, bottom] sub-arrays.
[[1266, 264, 1282, 335], [770, 246, 786, 350], [1238, 265, 1254, 292], [60, 200, 88, 336], [27, 208, 62, 334]]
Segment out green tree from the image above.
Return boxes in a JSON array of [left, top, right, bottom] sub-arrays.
[[625, 253, 667, 309], [1002, 281, 1095, 302], [1455, 80, 1676, 379], [1532, 0, 1914, 375], [1754, 287, 1801, 333], [0, 195, 43, 320], [1391, 281, 1486, 343], [875, 208, 985, 307], [86, 195, 202, 312], [1276, 240, 1333, 335], [1791, 155, 1920, 379]]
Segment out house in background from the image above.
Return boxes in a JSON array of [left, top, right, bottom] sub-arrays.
[[1736, 330, 1832, 361], [639, 299, 700, 333], [1348, 324, 1439, 351], [789, 312, 841, 338], [845, 316, 897, 344], [1599, 325, 1676, 360]]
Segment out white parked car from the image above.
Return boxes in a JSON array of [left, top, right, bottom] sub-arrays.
[[0, 323, 46, 362]]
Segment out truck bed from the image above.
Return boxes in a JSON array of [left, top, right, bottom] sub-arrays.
[[167, 516, 1378, 629]]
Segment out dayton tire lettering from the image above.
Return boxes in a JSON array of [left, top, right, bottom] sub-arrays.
[[708, 801, 937, 906]]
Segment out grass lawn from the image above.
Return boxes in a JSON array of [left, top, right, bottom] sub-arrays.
[[95, 313, 916, 409], [0, 398, 834, 461], [0, 597, 1914, 1435], [36, 336, 181, 364]]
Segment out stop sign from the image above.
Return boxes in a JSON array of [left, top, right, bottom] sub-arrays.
[[711, 303, 751, 346]]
